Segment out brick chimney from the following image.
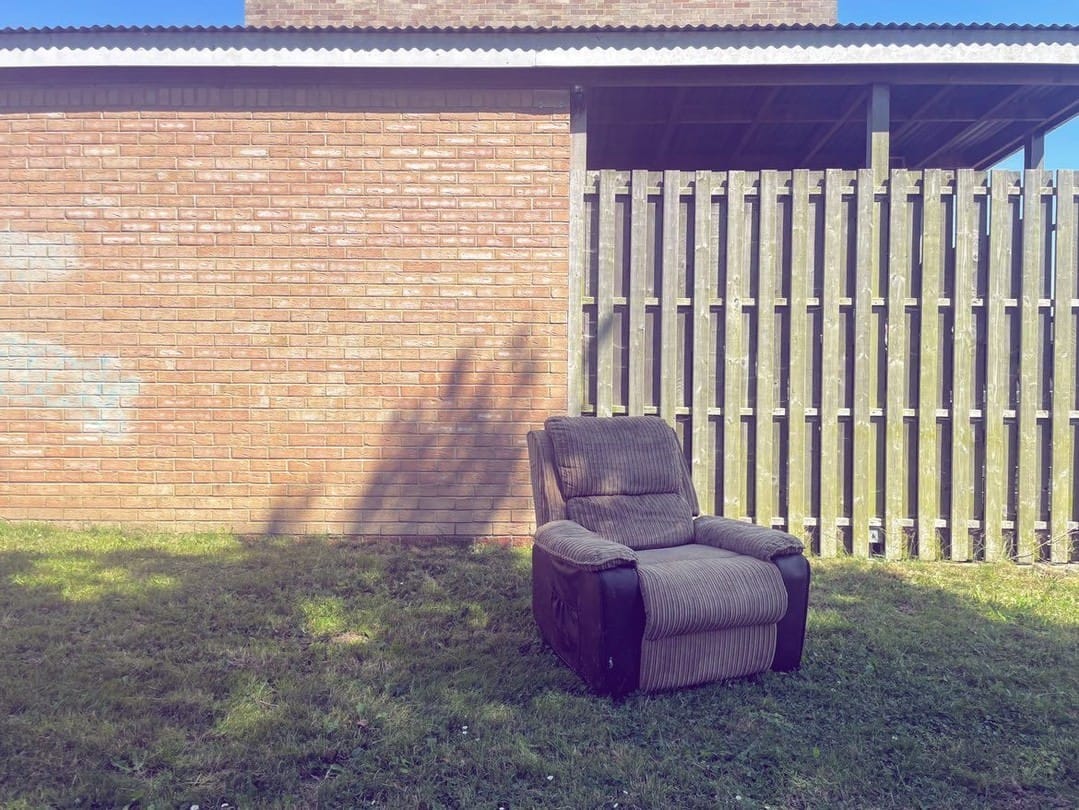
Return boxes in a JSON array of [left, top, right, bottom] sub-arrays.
[[245, 0, 837, 29]]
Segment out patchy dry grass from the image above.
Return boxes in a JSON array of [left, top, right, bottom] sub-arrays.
[[0, 522, 1076, 809]]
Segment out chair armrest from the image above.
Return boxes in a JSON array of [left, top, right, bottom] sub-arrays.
[[532, 544, 645, 697], [694, 516, 804, 561], [534, 520, 638, 572]]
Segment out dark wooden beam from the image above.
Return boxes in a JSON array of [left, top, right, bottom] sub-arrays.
[[572, 64, 1079, 88], [6, 63, 1079, 94], [602, 103, 1067, 127], [867, 83, 891, 180], [594, 108, 859, 125], [1025, 132, 1046, 170]]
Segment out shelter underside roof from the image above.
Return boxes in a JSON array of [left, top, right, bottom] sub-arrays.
[[589, 76, 1079, 170]]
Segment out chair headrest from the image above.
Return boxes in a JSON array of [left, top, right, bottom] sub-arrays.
[[544, 416, 685, 499]]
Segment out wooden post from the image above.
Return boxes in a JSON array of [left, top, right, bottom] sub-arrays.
[[627, 170, 649, 416], [567, 86, 588, 414], [596, 170, 618, 418], [1024, 132, 1046, 171], [866, 84, 891, 184]]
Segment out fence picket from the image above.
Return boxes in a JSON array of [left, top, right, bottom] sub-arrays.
[[628, 170, 649, 416], [755, 172, 779, 527], [660, 170, 682, 424], [692, 171, 716, 511], [1051, 171, 1077, 562], [596, 170, 619, 418], [567, 100, 588, 416], [787, 172, 811, 542], [819, 170, 845, 556], [950, 170, 978, 561], [722, 172, 748, 518], [919, 170, 945, 559], [984, 173, 1014, 560], [1017, 171, 1045, 561], [852, 170, 876, 556], [886, 170, 910, 559]]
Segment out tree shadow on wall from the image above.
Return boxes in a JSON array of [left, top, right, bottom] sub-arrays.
[[343, 327, 543, 541], [254, 325, 546, 541], [262, 484, 323, 539]]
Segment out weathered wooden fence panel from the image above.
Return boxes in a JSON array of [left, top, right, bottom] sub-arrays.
[[572, 168, 1079, 562]]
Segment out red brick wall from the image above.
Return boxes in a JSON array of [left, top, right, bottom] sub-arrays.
[[0, 83, 569, 540], [245, 0, 837, 28]]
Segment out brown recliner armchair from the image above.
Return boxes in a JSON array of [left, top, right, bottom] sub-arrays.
[[527, 415, 810, 697]]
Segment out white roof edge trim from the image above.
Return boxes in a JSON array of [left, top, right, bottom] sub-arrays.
[[0, 29, 1078, 70]]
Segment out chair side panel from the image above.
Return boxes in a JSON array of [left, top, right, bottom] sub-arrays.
[[527, 429, 567, 526], [771, 554, 810, 671]]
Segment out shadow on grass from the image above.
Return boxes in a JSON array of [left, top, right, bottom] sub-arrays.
[[0, 528, 1076, 809]]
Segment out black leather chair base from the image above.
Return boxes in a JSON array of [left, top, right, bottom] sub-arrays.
[[532, 545, 643, 698]]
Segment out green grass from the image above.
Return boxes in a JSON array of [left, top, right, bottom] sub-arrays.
[[0, 523, 1076, 809]]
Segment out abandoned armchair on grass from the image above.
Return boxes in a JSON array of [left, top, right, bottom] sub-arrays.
[[527, 415, 810, 697]]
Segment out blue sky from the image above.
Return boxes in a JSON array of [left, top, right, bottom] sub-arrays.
[[0, 1, 1076, 167]]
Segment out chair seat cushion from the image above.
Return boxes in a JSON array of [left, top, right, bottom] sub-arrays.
[[636, 544, 741, 565], [636, 545, 788, 640]]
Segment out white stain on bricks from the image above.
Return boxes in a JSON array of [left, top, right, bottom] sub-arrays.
[[0, 231, 82, 281], [0, 337, 141, 440], [0, 230, 142, 441]]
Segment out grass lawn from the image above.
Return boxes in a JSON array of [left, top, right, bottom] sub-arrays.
[[0, 523, 1076, 809]]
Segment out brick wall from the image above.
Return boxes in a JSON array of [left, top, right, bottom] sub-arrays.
[[0, 83, 569, 540], [245, 0, 837, 29]]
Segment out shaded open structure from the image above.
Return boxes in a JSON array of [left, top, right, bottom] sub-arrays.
[[589, 63, 1079, 170]]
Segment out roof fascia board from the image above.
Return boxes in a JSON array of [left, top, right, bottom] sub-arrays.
[[0, 28, 1078, 71]]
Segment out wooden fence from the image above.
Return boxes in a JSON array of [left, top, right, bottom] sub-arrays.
[[570, 169, 1079, 563]]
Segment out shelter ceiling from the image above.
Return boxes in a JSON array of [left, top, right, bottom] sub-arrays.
[[588, 78, 1079, 170]]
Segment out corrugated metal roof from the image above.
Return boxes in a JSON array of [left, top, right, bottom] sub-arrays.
[[2, 22, 1078, 35], [4, 22, 1077, 73]]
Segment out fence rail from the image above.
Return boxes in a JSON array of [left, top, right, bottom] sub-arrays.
[[571, 168, 1079, 562]]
